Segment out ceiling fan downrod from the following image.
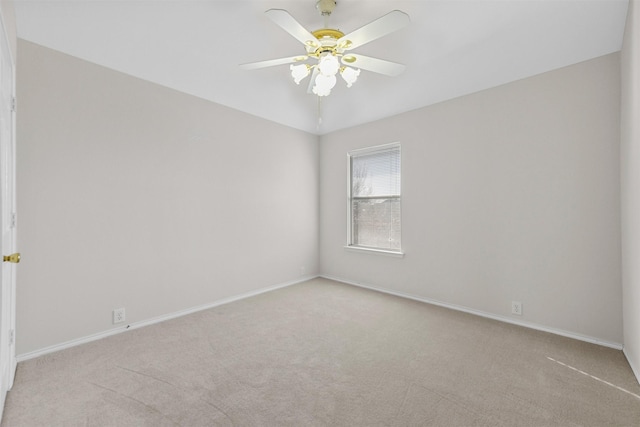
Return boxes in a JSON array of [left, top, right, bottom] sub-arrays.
[[316, 0, 336, 27]]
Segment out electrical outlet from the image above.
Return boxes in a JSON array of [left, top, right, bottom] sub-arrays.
[[511, 301, 522, 316], [113, 308, 126, 324]]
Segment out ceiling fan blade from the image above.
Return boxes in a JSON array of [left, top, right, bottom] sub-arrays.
[[240, 55, 308, 70], [341, 54, 406, 76], [265, 9, 320, 48], [337, 10, 410, 50]]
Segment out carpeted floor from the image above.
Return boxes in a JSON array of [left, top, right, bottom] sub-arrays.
[[2, 277, 639, 426]]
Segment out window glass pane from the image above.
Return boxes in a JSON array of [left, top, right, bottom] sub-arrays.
[[351, 148, 400, 197], [352, 198, 401, 250]]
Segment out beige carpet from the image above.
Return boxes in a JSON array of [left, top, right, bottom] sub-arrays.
[[2, 278, 639, 426]]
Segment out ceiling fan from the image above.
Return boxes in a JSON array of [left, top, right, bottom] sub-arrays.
[[240, 0, 410, 97]]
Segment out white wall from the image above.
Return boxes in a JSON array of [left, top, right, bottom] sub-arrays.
[[0, 0, 16, 62], [621, 0, 640, 381], [320, 53, 622, 346], [16, 40, 319, 355]]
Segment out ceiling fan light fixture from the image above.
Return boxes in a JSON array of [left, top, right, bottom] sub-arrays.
[[242, 6, 409, 100], [317, 53, 340, 76], [340, 66, 360, 88], [313, 73, 337, 96], [290, 63, 311, 84]]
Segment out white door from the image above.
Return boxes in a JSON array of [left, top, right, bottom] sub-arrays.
[[0, 12, 17, 415]]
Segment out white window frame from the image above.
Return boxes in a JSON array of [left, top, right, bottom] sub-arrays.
[[346, 142, 403, 257]]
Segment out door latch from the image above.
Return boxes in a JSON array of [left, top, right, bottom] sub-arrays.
[[3, 253, 20, 263]]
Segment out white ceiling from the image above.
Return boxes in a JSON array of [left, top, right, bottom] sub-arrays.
[[13, 0, 629, 135]]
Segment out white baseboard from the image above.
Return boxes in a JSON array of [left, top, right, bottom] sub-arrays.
[[623, 348, 640, 385], [16, 275, 319, 363], [321, 274, 624, 351], [17, 273, 624, 363]]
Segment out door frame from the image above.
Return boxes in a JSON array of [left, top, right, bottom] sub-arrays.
[[0, 5, 17, 419]]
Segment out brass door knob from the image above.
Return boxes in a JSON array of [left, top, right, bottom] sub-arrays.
[[3, 253, 20, 263]]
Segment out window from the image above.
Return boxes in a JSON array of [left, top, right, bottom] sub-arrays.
[[348, 143, 401, 254]]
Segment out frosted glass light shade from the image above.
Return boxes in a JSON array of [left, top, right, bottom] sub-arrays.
[[317, 54, 340, 76], [290, 64, 310, 84], [312, 73, 337, 96], [341, 67, 360, 87]]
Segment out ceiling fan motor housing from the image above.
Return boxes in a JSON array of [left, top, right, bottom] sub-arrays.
[[307, 29, 347, 56]]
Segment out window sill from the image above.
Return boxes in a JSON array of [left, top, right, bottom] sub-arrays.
[[344, 246, 405, 258]]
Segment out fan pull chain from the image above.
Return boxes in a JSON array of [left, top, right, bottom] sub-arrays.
[[317, 96, 323, 132]]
